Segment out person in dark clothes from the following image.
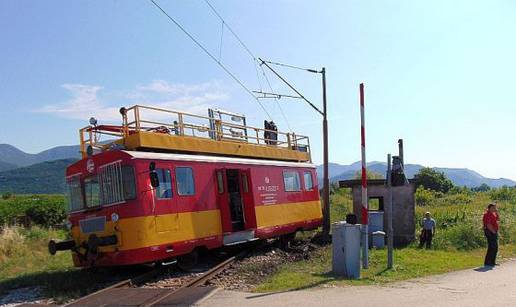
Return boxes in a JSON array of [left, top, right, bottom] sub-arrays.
[[483, 203, 500, 266], [419, 212, 436, 249]]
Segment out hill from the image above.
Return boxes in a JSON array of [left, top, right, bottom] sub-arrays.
[[0, 144, 81, 168], [0, 160, 18, 172], [318, 162, 516, 188], [0, 159, 78, 194]]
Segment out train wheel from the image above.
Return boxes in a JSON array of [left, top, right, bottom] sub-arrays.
[[279, 232, 297, 250], [177, 249, 199, 271]]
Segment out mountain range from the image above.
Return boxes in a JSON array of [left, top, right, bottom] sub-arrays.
[[0, 144, 81, 171], [0, 144, 514, 194], [316, 162, 515, 188]]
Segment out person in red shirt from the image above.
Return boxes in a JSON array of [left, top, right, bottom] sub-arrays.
[[482, 203, 500, 266]]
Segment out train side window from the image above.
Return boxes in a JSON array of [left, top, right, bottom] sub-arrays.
[[283, 171, 301, 192], [176, 167, 195, 196], [303, 171, 314, 191], [242, 173, 249, 193], [122, 166, 136, 200], [216, 171, 224, 194], [155, 169, 172, 199]]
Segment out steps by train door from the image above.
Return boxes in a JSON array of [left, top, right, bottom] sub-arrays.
[[216, 168, 257, 245]]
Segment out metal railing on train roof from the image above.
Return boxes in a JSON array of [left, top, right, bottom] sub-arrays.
[[79, 105, 311, 159]]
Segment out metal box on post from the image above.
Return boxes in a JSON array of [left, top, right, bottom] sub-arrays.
[[332, 222, 361, 279], [368, 211, 385, 248]]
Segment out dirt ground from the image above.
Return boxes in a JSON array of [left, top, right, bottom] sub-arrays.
[[201, 259, 516, 307]]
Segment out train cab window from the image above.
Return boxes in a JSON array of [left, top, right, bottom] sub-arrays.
[[216, 171, 224, 194], [242, 173, 249, 193], [176, 167, 195, 196], [84, 176, 101, 208], [122, 166, 136, 200], [155, 169, 172, 199], [66, 175, 83, 211], [303, 171, 314, 191], [283, 171, 301, 192]]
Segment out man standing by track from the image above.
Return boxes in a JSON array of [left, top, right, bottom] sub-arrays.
[[419, 212, 436, 249], [483, 203, 500, 267]]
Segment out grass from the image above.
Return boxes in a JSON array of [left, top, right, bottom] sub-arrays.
[[0, 226, 150, 303], [256, 244, 516, 292], [1, 187, 514, 300], [255, 187, 516, 292]]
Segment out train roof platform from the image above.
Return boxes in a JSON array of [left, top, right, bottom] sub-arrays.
[[80, 105, 312, 163]]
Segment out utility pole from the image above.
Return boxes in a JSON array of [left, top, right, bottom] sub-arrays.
[[359, 83, 369, 269], [321, 68, 330, 238], [387, 153, 394, 269], [258, 59, 330, 240]]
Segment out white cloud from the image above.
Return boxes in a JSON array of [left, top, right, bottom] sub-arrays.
[[37, 80, 229, 123]]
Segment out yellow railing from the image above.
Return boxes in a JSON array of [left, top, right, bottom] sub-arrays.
[[80, 105, 311, 159]]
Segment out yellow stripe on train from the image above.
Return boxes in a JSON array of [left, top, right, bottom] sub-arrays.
[[71, 200, 322, 252], [255, 200, 322, 229]]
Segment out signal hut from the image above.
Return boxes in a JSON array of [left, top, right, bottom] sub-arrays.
[[339, 179, 416, 246]]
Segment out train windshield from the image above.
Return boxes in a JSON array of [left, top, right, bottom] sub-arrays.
[[84, 177, 101, 208], [66, 174, 84, 212], [65, 164, 136, 212]]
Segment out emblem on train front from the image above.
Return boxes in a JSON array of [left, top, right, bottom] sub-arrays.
[[86, 159, 95, 173], [264, 176, 270, 184]]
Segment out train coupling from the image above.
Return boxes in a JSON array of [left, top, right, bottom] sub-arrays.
[[48, 234, 118, 255], [48, 239, 75, 255]]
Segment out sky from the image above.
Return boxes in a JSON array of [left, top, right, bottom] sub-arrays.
[[0, 0, 515, 180]]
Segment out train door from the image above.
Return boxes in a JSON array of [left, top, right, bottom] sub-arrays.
[[240, 169, 257, 229], [153, 167, 179, 233], [226, 169, 245, 231], [216, 168, 256, 234]]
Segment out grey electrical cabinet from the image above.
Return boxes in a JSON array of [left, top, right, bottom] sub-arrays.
[[332, 222, 361, 279]]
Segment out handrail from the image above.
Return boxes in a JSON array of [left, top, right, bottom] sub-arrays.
[[80, 105, 311, 159]]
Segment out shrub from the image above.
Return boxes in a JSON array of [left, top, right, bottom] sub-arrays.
[[2, 192, 13, 200], [415, 187, 440, 206], [0, 194, 66, 227], [0, 226, 26, 262], [489, 186, 516, 204], [25, 199, 66, 227], [413, 167, 454, 193]]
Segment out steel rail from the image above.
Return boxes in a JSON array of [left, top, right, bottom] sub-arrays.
[[141, 250, 248, 307], [62, 266, 161, 307]]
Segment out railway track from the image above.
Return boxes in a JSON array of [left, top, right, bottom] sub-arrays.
[[63, 250, 248, 307]]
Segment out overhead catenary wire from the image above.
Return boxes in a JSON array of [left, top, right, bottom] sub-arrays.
[[261, 59, 320, 74], [260, 58, 324, 116], [149, 0, 272, 120], [259, 62, 293, 131], [203, 0, 293, 131]]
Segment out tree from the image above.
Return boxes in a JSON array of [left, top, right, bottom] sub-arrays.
[[353, 170, 384, 180], [472, 183, 491, 192], [413, 167, 454, 193]]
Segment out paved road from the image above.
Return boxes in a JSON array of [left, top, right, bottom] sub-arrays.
[[201, 260, 516, 307]]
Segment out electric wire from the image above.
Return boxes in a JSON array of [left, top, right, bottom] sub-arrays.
[[218, 21, 224, 62], [203, 0, 293, 131], [149, 0, 272, 120], [261, 59, 320, 73], [259, 65, 293, 131]]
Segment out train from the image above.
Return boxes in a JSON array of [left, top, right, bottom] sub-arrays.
[[49, 106, 322, 268]]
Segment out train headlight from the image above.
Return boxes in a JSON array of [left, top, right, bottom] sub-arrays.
[[65, 220, 72, 230], [111, 213, 120, 222]]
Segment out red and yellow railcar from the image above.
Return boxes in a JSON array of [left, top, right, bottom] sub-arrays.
[[49, 105, 322, 267]]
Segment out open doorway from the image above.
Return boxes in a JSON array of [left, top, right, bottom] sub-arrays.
[[226, 169, 245, 231]]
